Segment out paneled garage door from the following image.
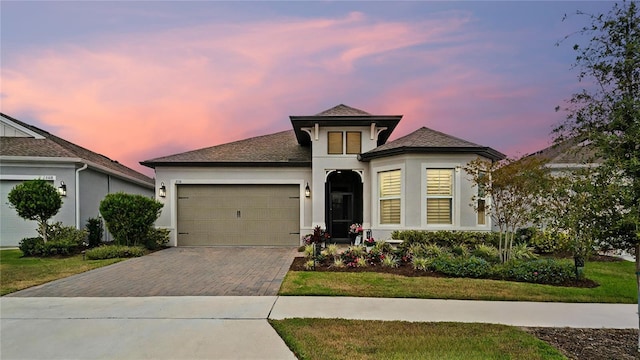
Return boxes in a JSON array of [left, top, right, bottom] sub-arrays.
[[177, 184, 300, 246]]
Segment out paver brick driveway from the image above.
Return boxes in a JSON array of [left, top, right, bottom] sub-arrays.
[[7, 247, 299, 297]]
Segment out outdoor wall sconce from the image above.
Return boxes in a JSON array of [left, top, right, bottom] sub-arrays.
[[58, 181, 67, 197], [159, 182, 166, 198], [305, 183, 311, 198]]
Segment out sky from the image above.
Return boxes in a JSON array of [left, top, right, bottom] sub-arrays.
[[1, 1, 615, 178]]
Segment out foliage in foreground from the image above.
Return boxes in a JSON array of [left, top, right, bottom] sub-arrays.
[[85, 245, 145, 260], [270, 319, 565, 360]]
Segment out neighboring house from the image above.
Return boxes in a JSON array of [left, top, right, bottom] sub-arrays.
[[141, 104, 505, 247], [0, 113, 155, 246], [528, 138, 600, 175]]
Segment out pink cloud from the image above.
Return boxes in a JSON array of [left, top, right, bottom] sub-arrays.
[[2, 9, 552, 176]]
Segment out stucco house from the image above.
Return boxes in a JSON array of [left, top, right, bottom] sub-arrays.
[[141, 104, 505, 247], [0, 113, 155, 246]]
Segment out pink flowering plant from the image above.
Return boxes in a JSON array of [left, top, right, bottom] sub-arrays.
[[348, 223, 363, 235], [364, 237, 376, 246]]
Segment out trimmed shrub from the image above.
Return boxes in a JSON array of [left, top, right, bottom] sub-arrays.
[[432, 256, 492, 279], [496, 259, 575, 285], [85, 245, 145, 260], [86, 217, 104, 247], [47, 222, 87, 245], [394, 230, 501, 252], [8, 179, 62, 243], [144, 227, 169, 250], [99, 193, 163, 248], [19, 237, 45, 257]]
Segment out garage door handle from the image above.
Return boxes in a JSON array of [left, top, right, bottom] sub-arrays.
[[237, 210, 241, 218], [178, 232, 189, 235], [289, 232, 300, 235]]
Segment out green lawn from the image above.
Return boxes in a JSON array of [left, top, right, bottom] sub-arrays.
[[0, 249, 122, 296], [270, 318, 565, 360], [279, 260, 636, 303]]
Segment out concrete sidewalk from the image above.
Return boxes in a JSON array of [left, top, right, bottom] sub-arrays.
[[1, 296, 637, 359]]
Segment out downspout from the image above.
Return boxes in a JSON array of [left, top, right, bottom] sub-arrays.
[[75, 163, 88, 229]]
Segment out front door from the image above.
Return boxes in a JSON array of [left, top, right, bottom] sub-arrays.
[[330, 191, 353, 241], [326, 170, 362, 243]]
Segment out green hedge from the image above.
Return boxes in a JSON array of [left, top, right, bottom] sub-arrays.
[[392, 230, 500, 250], [85, 245, 145, 260]]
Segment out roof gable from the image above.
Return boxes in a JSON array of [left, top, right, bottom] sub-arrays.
[[0, 113, 154, 186], [141, 130, 310, 168], [359, 126, 505, 161], [290, 104, 402, 146]]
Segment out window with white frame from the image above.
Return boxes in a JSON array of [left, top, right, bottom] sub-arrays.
[[477, 171, 487, 225], [379, 169, 401, 224], [426, 169, 453, 224]]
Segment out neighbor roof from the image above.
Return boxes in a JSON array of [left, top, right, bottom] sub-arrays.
[[290, 104, 402, 146], [141, 130, 311, 168], [528, 138, 600, 165], [0, 113, 154, 186], [359, 127, 505, 161]]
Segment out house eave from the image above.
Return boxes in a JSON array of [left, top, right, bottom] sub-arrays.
[[289, 115, 402, 146], [358, 147, 506, 162], [140, 160, 312, 169], [1, 155, 154, 188]]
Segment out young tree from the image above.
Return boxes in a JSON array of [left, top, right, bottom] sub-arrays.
[[555, 0, 640, 350], [543, 166, 629, 278], [465, 156, 550, 263], [7, 179, 62, 243]]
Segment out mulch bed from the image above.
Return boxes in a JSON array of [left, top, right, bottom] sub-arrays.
[[524, 327, 639, 360], [289, 256, 599, 288]]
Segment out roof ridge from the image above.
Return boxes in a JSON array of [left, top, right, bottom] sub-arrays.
[[314, 104, 371, 116]]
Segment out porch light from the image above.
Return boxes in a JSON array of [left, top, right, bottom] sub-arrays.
[[58, 181, 67, 197], [159, 182, 166, 198], [305, 183, 311, 198]]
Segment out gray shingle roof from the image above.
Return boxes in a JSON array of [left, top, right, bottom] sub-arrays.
[[1, 113, 154, 186], [359, 127, 505, 161], [315, 104, 371, 116], [141, 130, 311, 168], [528, 139, 600, 165]]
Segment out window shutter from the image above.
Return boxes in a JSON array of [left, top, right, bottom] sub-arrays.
[[426, 169, 452, 195], [379, 170, 401, 224], [346, 132, 361, 154], [328, 132, 343, 154]]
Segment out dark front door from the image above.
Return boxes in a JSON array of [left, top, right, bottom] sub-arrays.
[[330, 191, 354, 240], [326, 170, 363, 243]]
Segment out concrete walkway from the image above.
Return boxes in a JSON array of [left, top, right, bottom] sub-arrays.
[[1, 296, 636, 359]]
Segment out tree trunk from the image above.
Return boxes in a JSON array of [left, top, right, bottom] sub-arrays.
[[40, 220, 48, 243]]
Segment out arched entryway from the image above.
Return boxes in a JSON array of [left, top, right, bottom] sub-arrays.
[[326, 170, 363, 243]]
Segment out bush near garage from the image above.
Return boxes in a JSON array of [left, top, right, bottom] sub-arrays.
[[85, 245, 145, 260], [99, 193, 163, 249]]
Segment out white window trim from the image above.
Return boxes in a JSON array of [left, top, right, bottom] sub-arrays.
[[476, 171, 490, 227], [421, 163, 460, 229], [373, 164, 405, 227]]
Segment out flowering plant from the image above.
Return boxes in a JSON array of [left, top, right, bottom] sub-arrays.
[[302, 226, 331, 245], [349, 223, 363, 235], [364, 237, 376, 246]]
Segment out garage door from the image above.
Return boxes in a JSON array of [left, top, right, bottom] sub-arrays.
[[1, 180, 39, 247], [177, 184, 300, 246]]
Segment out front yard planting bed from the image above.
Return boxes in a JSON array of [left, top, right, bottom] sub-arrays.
[[280, 259, 636, 303]]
